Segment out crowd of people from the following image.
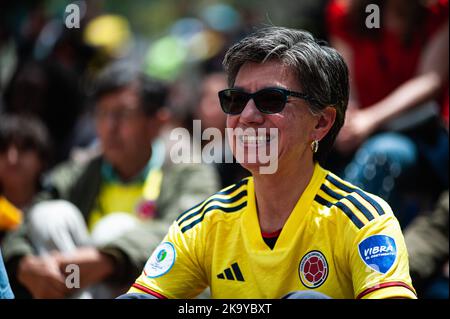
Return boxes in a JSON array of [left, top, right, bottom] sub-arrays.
[[0, 0, 448, 299]]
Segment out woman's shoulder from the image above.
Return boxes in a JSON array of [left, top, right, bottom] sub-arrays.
[[174, 177, 251, 233], [319, 171, 395, 229]]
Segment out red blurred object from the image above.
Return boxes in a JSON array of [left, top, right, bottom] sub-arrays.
[[326, 0, 449, 110], [136, 200, 157, 219]]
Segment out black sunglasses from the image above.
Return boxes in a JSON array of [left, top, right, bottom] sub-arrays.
[[218, 87, 313, 115]]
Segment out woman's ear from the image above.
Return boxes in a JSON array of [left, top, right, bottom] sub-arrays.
[[313, 106, 336, 141]]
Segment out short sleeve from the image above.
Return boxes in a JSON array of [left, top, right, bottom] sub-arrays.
[[128, 221, 208, 299], [344, 199, 417, 299]]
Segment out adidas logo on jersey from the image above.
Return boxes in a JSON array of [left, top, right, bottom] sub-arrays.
[[217, 262, 245, 281]]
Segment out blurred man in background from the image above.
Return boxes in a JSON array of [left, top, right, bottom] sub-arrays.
[[1, 62, 219, 298], [194, 71, 249, 188]]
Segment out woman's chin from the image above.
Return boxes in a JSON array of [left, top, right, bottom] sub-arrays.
[[232, 143, 280, 175]]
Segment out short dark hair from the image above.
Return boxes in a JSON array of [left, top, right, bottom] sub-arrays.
[[92, 62, 169, 116], [223, 26, 349, 164], [0, 113, 51, 163]]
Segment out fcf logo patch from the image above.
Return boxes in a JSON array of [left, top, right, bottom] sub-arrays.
[[299, 251, 328, 288], [358, 235, 397, 274]]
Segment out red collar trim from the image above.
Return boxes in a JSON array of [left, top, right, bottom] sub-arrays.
[[261, 229, 282, 238]]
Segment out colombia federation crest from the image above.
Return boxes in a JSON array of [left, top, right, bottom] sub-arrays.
[[299, 250, 329, 288]]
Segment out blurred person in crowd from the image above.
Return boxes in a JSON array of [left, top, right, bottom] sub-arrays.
[[119, 27, 416, 299], [3, 58, 86, 166], [1, 62, 219, 299], [0, 114, 51, 210], [0, 1, 48, 65], [326, 0, 449, 227], [2, 3, 107, 166], [196, 72, 228, 137], [194, 71, 249, 187], [404, 190, 449, 299], [0, 114, 51, 242], [0, 248, 14, 299]]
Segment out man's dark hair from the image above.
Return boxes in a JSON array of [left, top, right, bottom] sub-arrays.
[[0, 113, 51, 163], [93, 62, 169, 116], [223, 26, 349, 164]]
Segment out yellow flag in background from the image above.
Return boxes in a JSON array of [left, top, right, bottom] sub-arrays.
[[0, 196, 23, 231]]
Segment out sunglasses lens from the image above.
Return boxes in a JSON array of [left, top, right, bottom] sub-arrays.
[[254, 89, 286, 114], [219, 88, 288, 114], [219, 90, 249, 114]]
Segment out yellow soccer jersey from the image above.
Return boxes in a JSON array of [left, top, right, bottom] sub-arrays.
[[129, 163, 416, 299]]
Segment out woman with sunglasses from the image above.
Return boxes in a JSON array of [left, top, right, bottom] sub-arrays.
[[120, 26, 416, 299]]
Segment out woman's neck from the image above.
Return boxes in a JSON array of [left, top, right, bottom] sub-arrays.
[[252, 159, 316, 233]]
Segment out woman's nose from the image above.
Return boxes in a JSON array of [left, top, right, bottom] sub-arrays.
[[239, 98, 264, 125]]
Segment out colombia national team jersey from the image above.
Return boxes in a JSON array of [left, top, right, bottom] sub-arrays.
[[129, 163, 416, 299]]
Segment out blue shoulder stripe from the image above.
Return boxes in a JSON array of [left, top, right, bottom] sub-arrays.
[[180, 201, 247, 233], [176, 178, 249, 222], [320, 184, 375, 222], [314, 194, 332, 208], [177, 189, 247, 226], [175, 200, 204, 222], [325, 174, 385, 216], [335, 201, 365, 229], [216, 178, 249, 195], [314, 195, 365, 229]]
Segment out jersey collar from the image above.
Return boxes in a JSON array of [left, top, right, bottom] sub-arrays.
[[242, 163, 328, 251]]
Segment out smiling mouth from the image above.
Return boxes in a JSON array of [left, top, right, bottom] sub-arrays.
[[238, 135, 274, 145]]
